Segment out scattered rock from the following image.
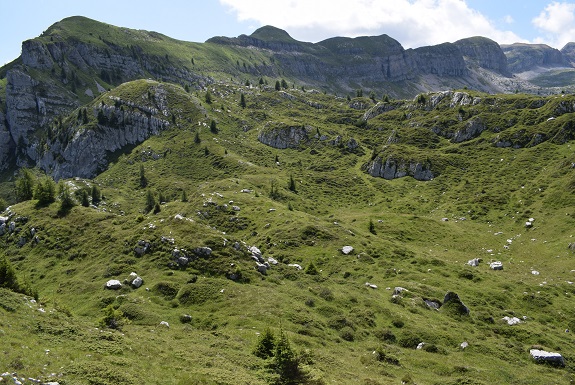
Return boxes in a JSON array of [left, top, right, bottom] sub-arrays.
[[180, 314, 192, 323], [441, 217, 449, 222], [105, 280, 122, 290], [460, 341, 469, 350], [532, 270, 540, 275], [424, 299, 441, 310], [503, 316, 522, 325], [132, 276, 143, 288], [525, 221, 533, 228], [393, 287, 407, 296], [159, 321, 170, 328], [365, 282, 378, 289], [268, 257, 278, 265], [193, 247, 212, 258], [341, 246, 354, 255], [232, 205, 241, 211], [530, 349, 565, 367], [255, 262, 268, 274], [416, 342, 426, 350], [490, 261, 503, 270], [288, 264, 302, 270], [467, 258, 481, 267]]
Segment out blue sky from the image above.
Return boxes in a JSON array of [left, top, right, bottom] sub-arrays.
[[2, 0, 574, 67]]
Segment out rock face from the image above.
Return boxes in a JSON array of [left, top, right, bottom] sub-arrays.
[[455, 37, 510, 75], [562, 42, 575, 65], [258, 123, 311, 149], [502, 43, 571, 72], [35, 81, 174, 179], [366, 156, 434, 181]]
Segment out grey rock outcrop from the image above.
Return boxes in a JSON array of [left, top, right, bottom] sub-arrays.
[[0, 111, 13, 171], [530, 349, 565, 367], [105, 280, 122, 290], [562, 42, 575, 66], [258, 123, 311, 149], [367, 156, 434, 181]]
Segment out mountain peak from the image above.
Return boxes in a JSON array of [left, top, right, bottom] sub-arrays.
[[250, 25, 296, 43]]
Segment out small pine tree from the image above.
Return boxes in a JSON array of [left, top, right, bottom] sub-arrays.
[[58, 181, 76, 211], [240, 93, 246, 108], [288, 174, 296, 193], [139, 164, 148, 188], [305, 261, 319, 275], [34, 177, 56, 205], [274, 329, 302, 384], [0, 255, 18, 291], [145, 190, 156, 213], [281, 79, 288, 89], [210, 120, 218, 134], [205, 90, 212, 104], [15, 168, 35, 202], [259, 77, 265, 85], [253, 328, 276, 359], [81, 189, 90, 207], [369, 219, 376, 235], [275, 80, 281, 91], [0, 197, 7, 212], [356, 89, 363, 97], [194, 131, 201, 144], [181, 190, 188, 202], [91, 185, 101, 204]]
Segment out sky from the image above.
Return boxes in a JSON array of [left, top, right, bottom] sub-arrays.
[[2, 0, 575, 67]]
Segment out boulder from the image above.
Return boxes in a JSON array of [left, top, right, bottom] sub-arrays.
[[467, 258, 481, 267], [159, 321, 170, 328], [288, 264, 303, 270], [365, 282, 378, 289], [341, 246, 354, 255], [424, 299, 441, 310], [503, 316, 522, 325], [530, 349, 565, 367], [256, 262, 268, 274], [393, 287, 407, 296], [490, 261, 503, 270], [105, 280, 122, 290], [132, 276, 143, 288]]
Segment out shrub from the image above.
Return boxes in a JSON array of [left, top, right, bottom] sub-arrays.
[[374, 346, 400, 365], [339, 326, 355, 341]]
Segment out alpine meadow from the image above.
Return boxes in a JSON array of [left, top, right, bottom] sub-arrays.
[[1, 16, 575, 385]]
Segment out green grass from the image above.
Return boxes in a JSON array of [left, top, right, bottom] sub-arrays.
[[2, 82, 575, 384]]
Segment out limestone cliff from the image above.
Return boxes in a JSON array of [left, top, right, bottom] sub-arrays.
[[455, 37, 510, 76], [502, 43, 570, 72], [35, 80, 198, 179]]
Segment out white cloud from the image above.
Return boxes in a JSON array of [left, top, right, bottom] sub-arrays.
[[532, 2, 575, 48], [504, 15, 514, 24], [219, 0, 523, 47]]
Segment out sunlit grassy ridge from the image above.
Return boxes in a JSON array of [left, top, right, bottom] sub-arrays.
[[2, 82, 575, 384]]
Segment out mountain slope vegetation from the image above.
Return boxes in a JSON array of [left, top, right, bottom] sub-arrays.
[[1, 16, 575, 385]]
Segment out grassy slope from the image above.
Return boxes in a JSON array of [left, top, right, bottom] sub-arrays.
[[2, 84, 575, 384]]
